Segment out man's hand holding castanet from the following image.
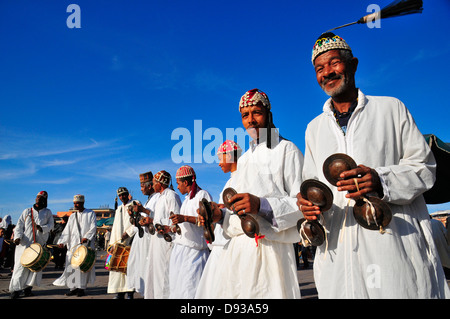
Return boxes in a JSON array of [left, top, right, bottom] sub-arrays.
[[296, 193, 321, 221], [228, 193, 260, 216], [197, 201, 222, 226], [336, 164, 383, 199]]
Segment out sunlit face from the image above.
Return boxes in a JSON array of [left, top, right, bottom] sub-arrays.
[[218, 153, 233, 173], [140, 182, 153, 196], [314, 50, 356, 97], [240, 104, 268, 140], [118, 192, 129, 204], [176, 179, 189, 195], [73, 201, 84, 211], [35, 195, 47, 209], [152, 178, 162, 193]]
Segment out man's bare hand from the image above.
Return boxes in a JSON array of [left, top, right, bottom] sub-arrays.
[[228, 193, 260, 215], [296, 193, 321, 221], [336, 164, 383, 199]]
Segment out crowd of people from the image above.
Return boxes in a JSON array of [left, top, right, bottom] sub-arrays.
[[1, 32, 450, 299]]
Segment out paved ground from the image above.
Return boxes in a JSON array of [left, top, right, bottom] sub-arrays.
[[0, 249, 318, 300]]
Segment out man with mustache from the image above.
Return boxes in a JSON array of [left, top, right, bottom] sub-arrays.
[[297, 32, 450, 298], [198, 89, 304, 298], [53, 194, 97, 297]]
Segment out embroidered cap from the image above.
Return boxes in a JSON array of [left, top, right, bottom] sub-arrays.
[[239, 88, 271, 110], [36, 191, 48, 198], [73, 194, 85, 203], [139, 171, 153, 183], [312, 32, 352, 63], [154, 170, 171, 186], [117, 187, 129, 195], [176, 165, 196, 181], [217, 140, 242, 155]]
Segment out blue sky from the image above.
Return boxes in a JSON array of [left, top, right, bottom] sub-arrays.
[[1, 0, 449, 224]]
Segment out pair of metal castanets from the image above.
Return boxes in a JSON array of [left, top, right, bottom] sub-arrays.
[[153, 212, 182, 242], [297, 153, 392, 246], [198, 188, 262, 244]]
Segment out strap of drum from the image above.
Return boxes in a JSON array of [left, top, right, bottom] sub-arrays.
[[30, 207, 37, 243], [75, 211, 91, 247]]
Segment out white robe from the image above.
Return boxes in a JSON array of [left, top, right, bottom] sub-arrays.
[[53, 209, 97, 289], [107, 201, 134, 294], [211, 138, 304, 298], [195, 174, 235, 299], [303, 89, 450, 298], [9, 207, 54, 292], [144, 188, 181, 299], [169, 189, 211, 298], [430, 219, 450, 269], [127, 192, 160, 295]]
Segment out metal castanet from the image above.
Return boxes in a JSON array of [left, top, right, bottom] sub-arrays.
[[153, 212, 181, 242], [353, 196, 392, 231], [297, 179, 333, 246], [297, 218, 326, 247], [323, 153, 392, 231], [323, 153, 357, 187], [300, 179, 334, 212], [148, 222, 156, 235], [169, 212, 182, 235], [198, 199, 215, 243], [129, 201, 144, 238], [222, 187, 261, 239]]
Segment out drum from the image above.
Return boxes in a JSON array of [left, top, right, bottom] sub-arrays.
[[71, 245, 96, 273], [107, 243, 130, 273], [20, 243, 51, 272]]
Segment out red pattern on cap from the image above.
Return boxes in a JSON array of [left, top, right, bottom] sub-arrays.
[[176, 165, 196, 180], [217, 140, 241, 154], [239, 88, 271, 110]]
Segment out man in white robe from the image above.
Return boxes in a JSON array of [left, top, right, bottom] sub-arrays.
[[144, 170, 181, 299], [430, 217, 450, 270], [9, 191, 54, 299], [169, 165, 211, 298], [53, 194, 97, 296], [195, 140, 241, 299], [107, 187, 135, 299], [127, 171, 159, 296], [200, 89, 304, 298], [297, 32, 450, 298]]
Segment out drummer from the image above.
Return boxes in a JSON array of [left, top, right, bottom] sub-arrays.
[[297, 32, 449, 298], [107, 187, 135, 299], [9, 191, 54, 299], [53, 194, 97, 297]]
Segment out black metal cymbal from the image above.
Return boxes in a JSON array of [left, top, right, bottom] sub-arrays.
[[353, 196, 392, 231], [240, 214, 260, 238], [297, 218, 326, 246], [198, 198, 215, 243], [323, 153, 357, 186], [148, 223, 156, 235], [300, 179, 334, 212], [222, 187, 237, 211]]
